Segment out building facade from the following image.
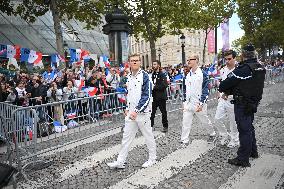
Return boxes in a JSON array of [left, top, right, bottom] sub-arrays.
[[130, 29, 215, 68]]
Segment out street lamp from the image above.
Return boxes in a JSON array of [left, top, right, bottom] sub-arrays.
[[180, 34, 186, 66], [157, 47, 161, 62]]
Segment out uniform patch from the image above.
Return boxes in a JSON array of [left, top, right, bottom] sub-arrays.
[[227, 72, 233, 78]]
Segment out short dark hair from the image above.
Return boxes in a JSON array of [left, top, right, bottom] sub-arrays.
[[224, 50, 237, 58], [152, 60, 161, 66]]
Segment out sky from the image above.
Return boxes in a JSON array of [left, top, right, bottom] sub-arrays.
[[217, 13, 244, 51]]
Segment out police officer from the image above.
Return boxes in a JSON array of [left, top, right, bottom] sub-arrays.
[[150, 60, 169, 133], [219, 44, 266, 167]]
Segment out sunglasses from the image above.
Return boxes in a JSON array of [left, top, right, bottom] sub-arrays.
[[225, 58, 232, 61], [187, 59, 196, 61]]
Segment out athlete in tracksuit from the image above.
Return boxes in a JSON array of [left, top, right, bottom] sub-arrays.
[[181, 55, 216, 145], [107, 54, 157, 169], [214, 50, 239, 148]]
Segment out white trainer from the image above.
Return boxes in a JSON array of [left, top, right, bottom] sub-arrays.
[[142, 159, 157, 168], [220, 136, 228, 146], [227, 140, 239, 148], [107, 161, 125, 169]]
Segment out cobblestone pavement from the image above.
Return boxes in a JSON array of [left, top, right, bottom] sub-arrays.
[[13, 82, 284, 189]]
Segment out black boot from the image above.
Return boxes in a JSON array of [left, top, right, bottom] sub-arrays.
[[228, 158, 251, 167], [162, 127, 168, 133], [250, 152, 259, 158]]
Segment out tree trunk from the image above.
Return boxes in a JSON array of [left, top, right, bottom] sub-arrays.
[[50, 0, 64, 58], [202, 29, 209, 65], [149, 39, 156, 65]]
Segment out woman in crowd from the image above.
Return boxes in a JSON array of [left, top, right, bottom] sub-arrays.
[[46, 82, 64, 125]]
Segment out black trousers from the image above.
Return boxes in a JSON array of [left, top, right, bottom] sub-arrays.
[[234, 104, 257, 162], [150, 99, 168, 128]]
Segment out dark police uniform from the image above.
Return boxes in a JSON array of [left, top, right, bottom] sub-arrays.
[[219, 53, 266, 167], [150, 70, 168, 132]]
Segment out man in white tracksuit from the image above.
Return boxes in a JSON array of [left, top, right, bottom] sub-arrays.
[[181, 55, 216, 145], [215, 50, 239, 148], [107, 54, 157, 169]]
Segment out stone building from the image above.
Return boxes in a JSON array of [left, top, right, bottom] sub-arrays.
[[130, 29, 215, 68]]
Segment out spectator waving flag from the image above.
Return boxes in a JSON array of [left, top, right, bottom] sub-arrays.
[[6, 45, 20, 59]]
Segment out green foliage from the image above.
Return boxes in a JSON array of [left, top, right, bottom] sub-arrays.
[[237, 0, 284, 49], [8, 0, 106, 29]]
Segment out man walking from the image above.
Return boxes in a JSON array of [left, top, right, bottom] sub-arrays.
[[219, 44, 265, 167], [181, 55, 216, 145], [107, 54, 157, 169], [150, 60, 169, 133], [214, 50, 239, 148]]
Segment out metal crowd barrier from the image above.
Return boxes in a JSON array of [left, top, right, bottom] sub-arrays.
[[0, 69, 281, 183], [265, 67, 284, 84]]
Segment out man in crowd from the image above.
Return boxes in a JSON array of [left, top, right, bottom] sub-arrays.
[[219, 44, 266, 167], [214, 50, 239, 148], [181, 55, 216, 146], [107, 54, 157, 169], [150, 60, 168, 133]]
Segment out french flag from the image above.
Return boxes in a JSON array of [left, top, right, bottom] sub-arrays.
[[81, 49, 90, 62], [116, 87, 127, 103], [51, 54, 66, 67], [173, 74, 183, 82], [75, 78, 85, 90], [83, 87, 98, 97], [20, 48, 42, 65], [103, 55, 110, 68], [6, 45, 20, 59], [28, 50, 42, 65], [70, 48, 82, 63], [67, 112, 76, 119], [207, 64, 217, 76]]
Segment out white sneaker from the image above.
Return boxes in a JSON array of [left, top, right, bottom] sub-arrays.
[[107, 161, 125, 169], [220, 136, 228, 146], [142, 159, 156, 168], [227, 140, 239, 148], [113, 111, 120, 115]]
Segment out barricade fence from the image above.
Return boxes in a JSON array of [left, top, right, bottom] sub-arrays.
[[0, 67, 283, 181]]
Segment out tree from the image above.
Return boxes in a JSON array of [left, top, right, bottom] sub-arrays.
[[237, 0, 284, 60], [5, 0, 106, 67], [113, 0, 194, 63], [170, 0, 235, 64]]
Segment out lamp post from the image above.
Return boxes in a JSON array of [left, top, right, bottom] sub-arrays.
[[180, 34, 186, 66], [157, 47, 161, 62], [102, 6, 132, 67]]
